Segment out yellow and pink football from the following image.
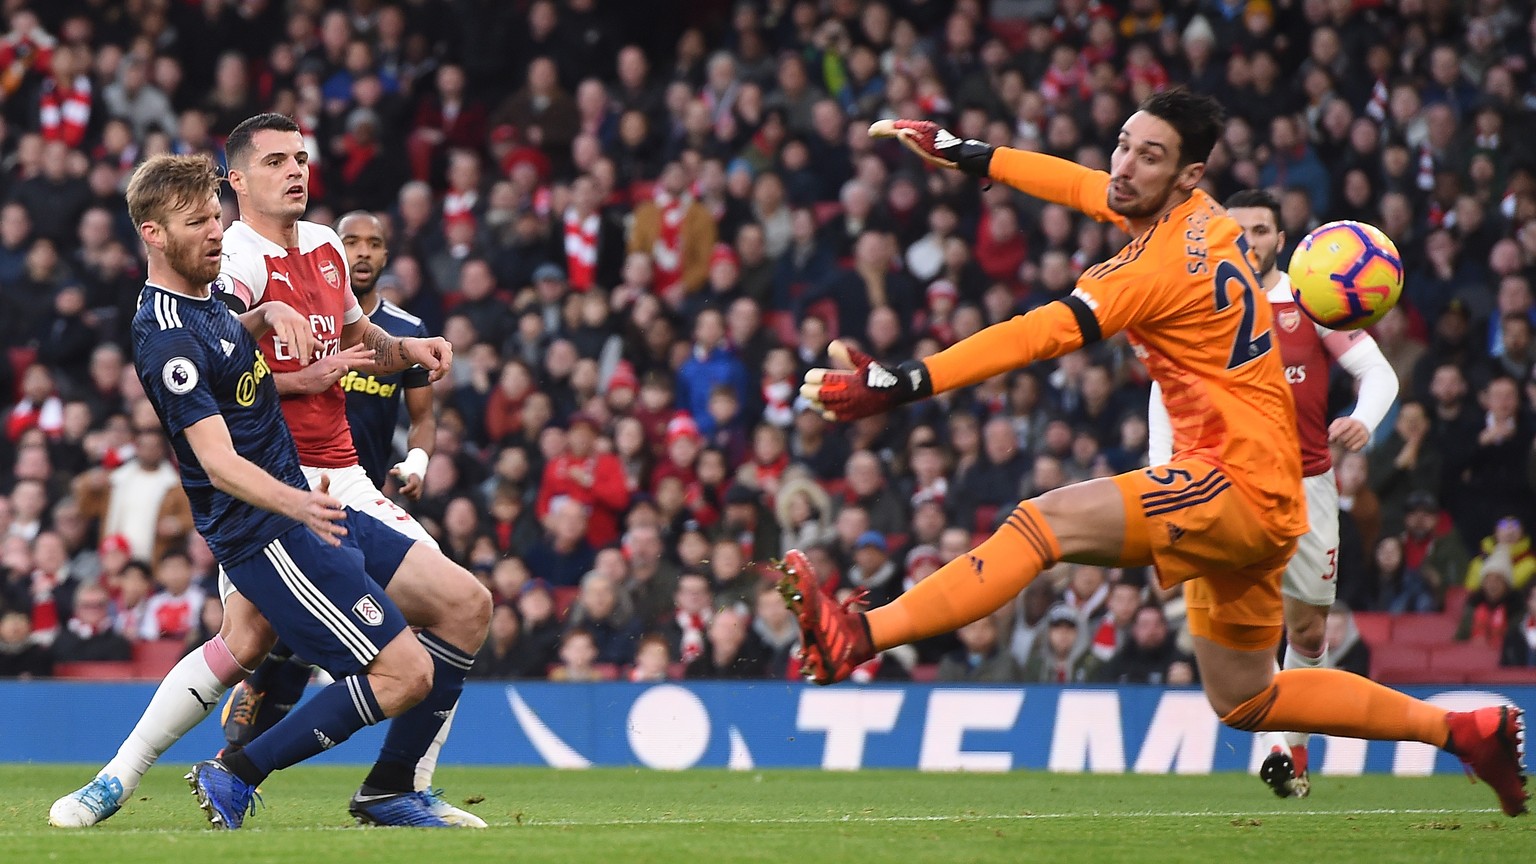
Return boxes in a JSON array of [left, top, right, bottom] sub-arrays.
[[1286, 220, 1403, 330]]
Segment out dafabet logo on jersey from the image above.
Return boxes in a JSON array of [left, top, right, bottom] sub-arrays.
[[234, 350, 273, 407]]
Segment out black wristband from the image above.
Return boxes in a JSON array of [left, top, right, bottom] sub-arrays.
[[893, 360, 934, 404], [952, 141, 995, 180]]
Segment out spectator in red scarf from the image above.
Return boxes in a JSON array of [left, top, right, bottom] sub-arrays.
[[1458, 556, 1524, 648], [554, 174, 625, 292], [535, 413, 629, 549], [329, 108, 402, 213], [629, 161, 716, 302], [37, 44, 91, 148]]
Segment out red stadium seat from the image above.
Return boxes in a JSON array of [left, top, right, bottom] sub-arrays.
[[53, 661, 137, 680], [909, 664, 939, 683], [805, 298, 839, 339], [133, 639, 187, 679], [1351, 612, 1391, 647], [1389, 614, 1459, 644], [1443, 586, 1468, 620], [1467, 666, 1536, 686], [8, 346, 36, 399], [812, 202, 843, 226], [973, 505, 1000, 534], [1428, 642, 1501, 674], [765, 310, 798, 346], [592, 663, 620, 681], [552, 586, 580, 620], [1370, 644, 1428, 680], [1374, 665, 1459, 685]]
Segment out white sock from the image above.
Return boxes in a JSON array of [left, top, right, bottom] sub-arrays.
[[1281, 641, 1329, 751], [100, 638, 250, 797], [414, 703, 457, 791]]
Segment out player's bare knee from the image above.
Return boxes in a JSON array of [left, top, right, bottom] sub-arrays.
[[1287, 612, 1326, 655], [372, 644, 434, 716], [218, 617, 276, 669]]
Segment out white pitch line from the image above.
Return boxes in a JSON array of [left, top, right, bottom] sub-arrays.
[[523, 807, 1499, 827], [6, 807, 1501, 836]]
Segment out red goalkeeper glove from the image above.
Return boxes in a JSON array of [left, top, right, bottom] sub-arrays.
[[801, 340, 933, 422], [868, 119, 996, 179]]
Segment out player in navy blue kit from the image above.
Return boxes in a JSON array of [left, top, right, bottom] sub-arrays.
[[216, 209, 474, 823], [337, 211, 435, 492], [48, 154, 490, 831]]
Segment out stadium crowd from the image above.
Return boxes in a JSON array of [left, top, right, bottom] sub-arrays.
[[2, 0, 1536, 685]]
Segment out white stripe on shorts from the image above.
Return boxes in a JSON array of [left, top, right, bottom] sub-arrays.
[[265, 540, 378, 667]]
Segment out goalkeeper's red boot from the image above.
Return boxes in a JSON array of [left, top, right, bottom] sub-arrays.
[[1445, 705, 1528, 816], [775, 549, 874, 685]]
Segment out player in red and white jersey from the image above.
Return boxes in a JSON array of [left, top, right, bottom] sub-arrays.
[[1149, 190, 1398, 799], [216, 217, 367, 472]]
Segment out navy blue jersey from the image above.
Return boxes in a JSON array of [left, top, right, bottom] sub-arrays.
[[343, 299, 429, 487], [132, 284, 306, 565]]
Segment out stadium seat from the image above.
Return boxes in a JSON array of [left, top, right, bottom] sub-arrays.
[[552, 586, 580, 619], [1443, 586, 1468, 619], [1369, 644, 1428, 680], [1428, 642, 1501, 674], [133, 639, 187, 679], [765, 310, 798, 346], [805, 298, 839, 339], [53, 661, 137, 680], [812, 202, 843, 226], [592, 663, 620, 681], [1467, 666, 1536, 685], [973, 505, 1000, 534], [909, 664, 939, 683], [8, 346, 36, 399], [1351, 612, 1391, 646], [1374, 665, 1458, 685], [1388, 614, 1459, 644]]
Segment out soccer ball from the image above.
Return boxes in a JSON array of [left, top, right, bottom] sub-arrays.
[[1286, 220, 1403, 330]]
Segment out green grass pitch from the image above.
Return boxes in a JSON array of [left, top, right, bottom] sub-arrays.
[[1, 765, 1528, 863]]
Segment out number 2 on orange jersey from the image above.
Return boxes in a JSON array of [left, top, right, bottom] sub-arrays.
[[1213, 260, 1272, 370]]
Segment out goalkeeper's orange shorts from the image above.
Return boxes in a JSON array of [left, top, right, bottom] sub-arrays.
[[1112, 460, 1296, 652]]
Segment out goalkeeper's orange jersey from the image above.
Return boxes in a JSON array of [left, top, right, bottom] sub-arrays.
[[925, 148, 1306, 542]]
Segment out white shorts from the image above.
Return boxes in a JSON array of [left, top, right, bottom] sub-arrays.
[[1282, 469, 1339, 607], [219, 463, 437, 603]]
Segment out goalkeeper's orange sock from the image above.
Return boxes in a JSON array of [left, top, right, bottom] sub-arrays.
[[1223, 668, 1450, 746], [866, 502, 1059, 650]]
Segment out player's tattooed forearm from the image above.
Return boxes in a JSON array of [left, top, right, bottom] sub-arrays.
[[362, 324, 407, 370]]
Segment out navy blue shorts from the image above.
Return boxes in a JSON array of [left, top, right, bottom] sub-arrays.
[[223, 510, 415, 677]]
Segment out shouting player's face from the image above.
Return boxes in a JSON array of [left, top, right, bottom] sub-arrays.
[[1227, 206, 1285, 278], [338, 213, 389, 297], [1108, 112, 1199, 222], [162, 193, 225, 285], [232, 129, 309, 224]]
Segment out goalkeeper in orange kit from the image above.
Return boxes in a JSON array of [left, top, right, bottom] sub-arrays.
[[783, 88, 1526, 816]]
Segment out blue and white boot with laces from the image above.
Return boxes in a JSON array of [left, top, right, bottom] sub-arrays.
[[49, 773, 129, 828], [349, 787, 454, 827], [421, 787, 487, 828], [186, 759, 261, 829]]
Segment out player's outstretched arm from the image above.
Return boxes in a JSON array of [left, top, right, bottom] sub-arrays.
[[802, 299, 1098, 421], [181, 414, 349, 545], [870, 120, 1122, 224], [341, 318, 454, 381]]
